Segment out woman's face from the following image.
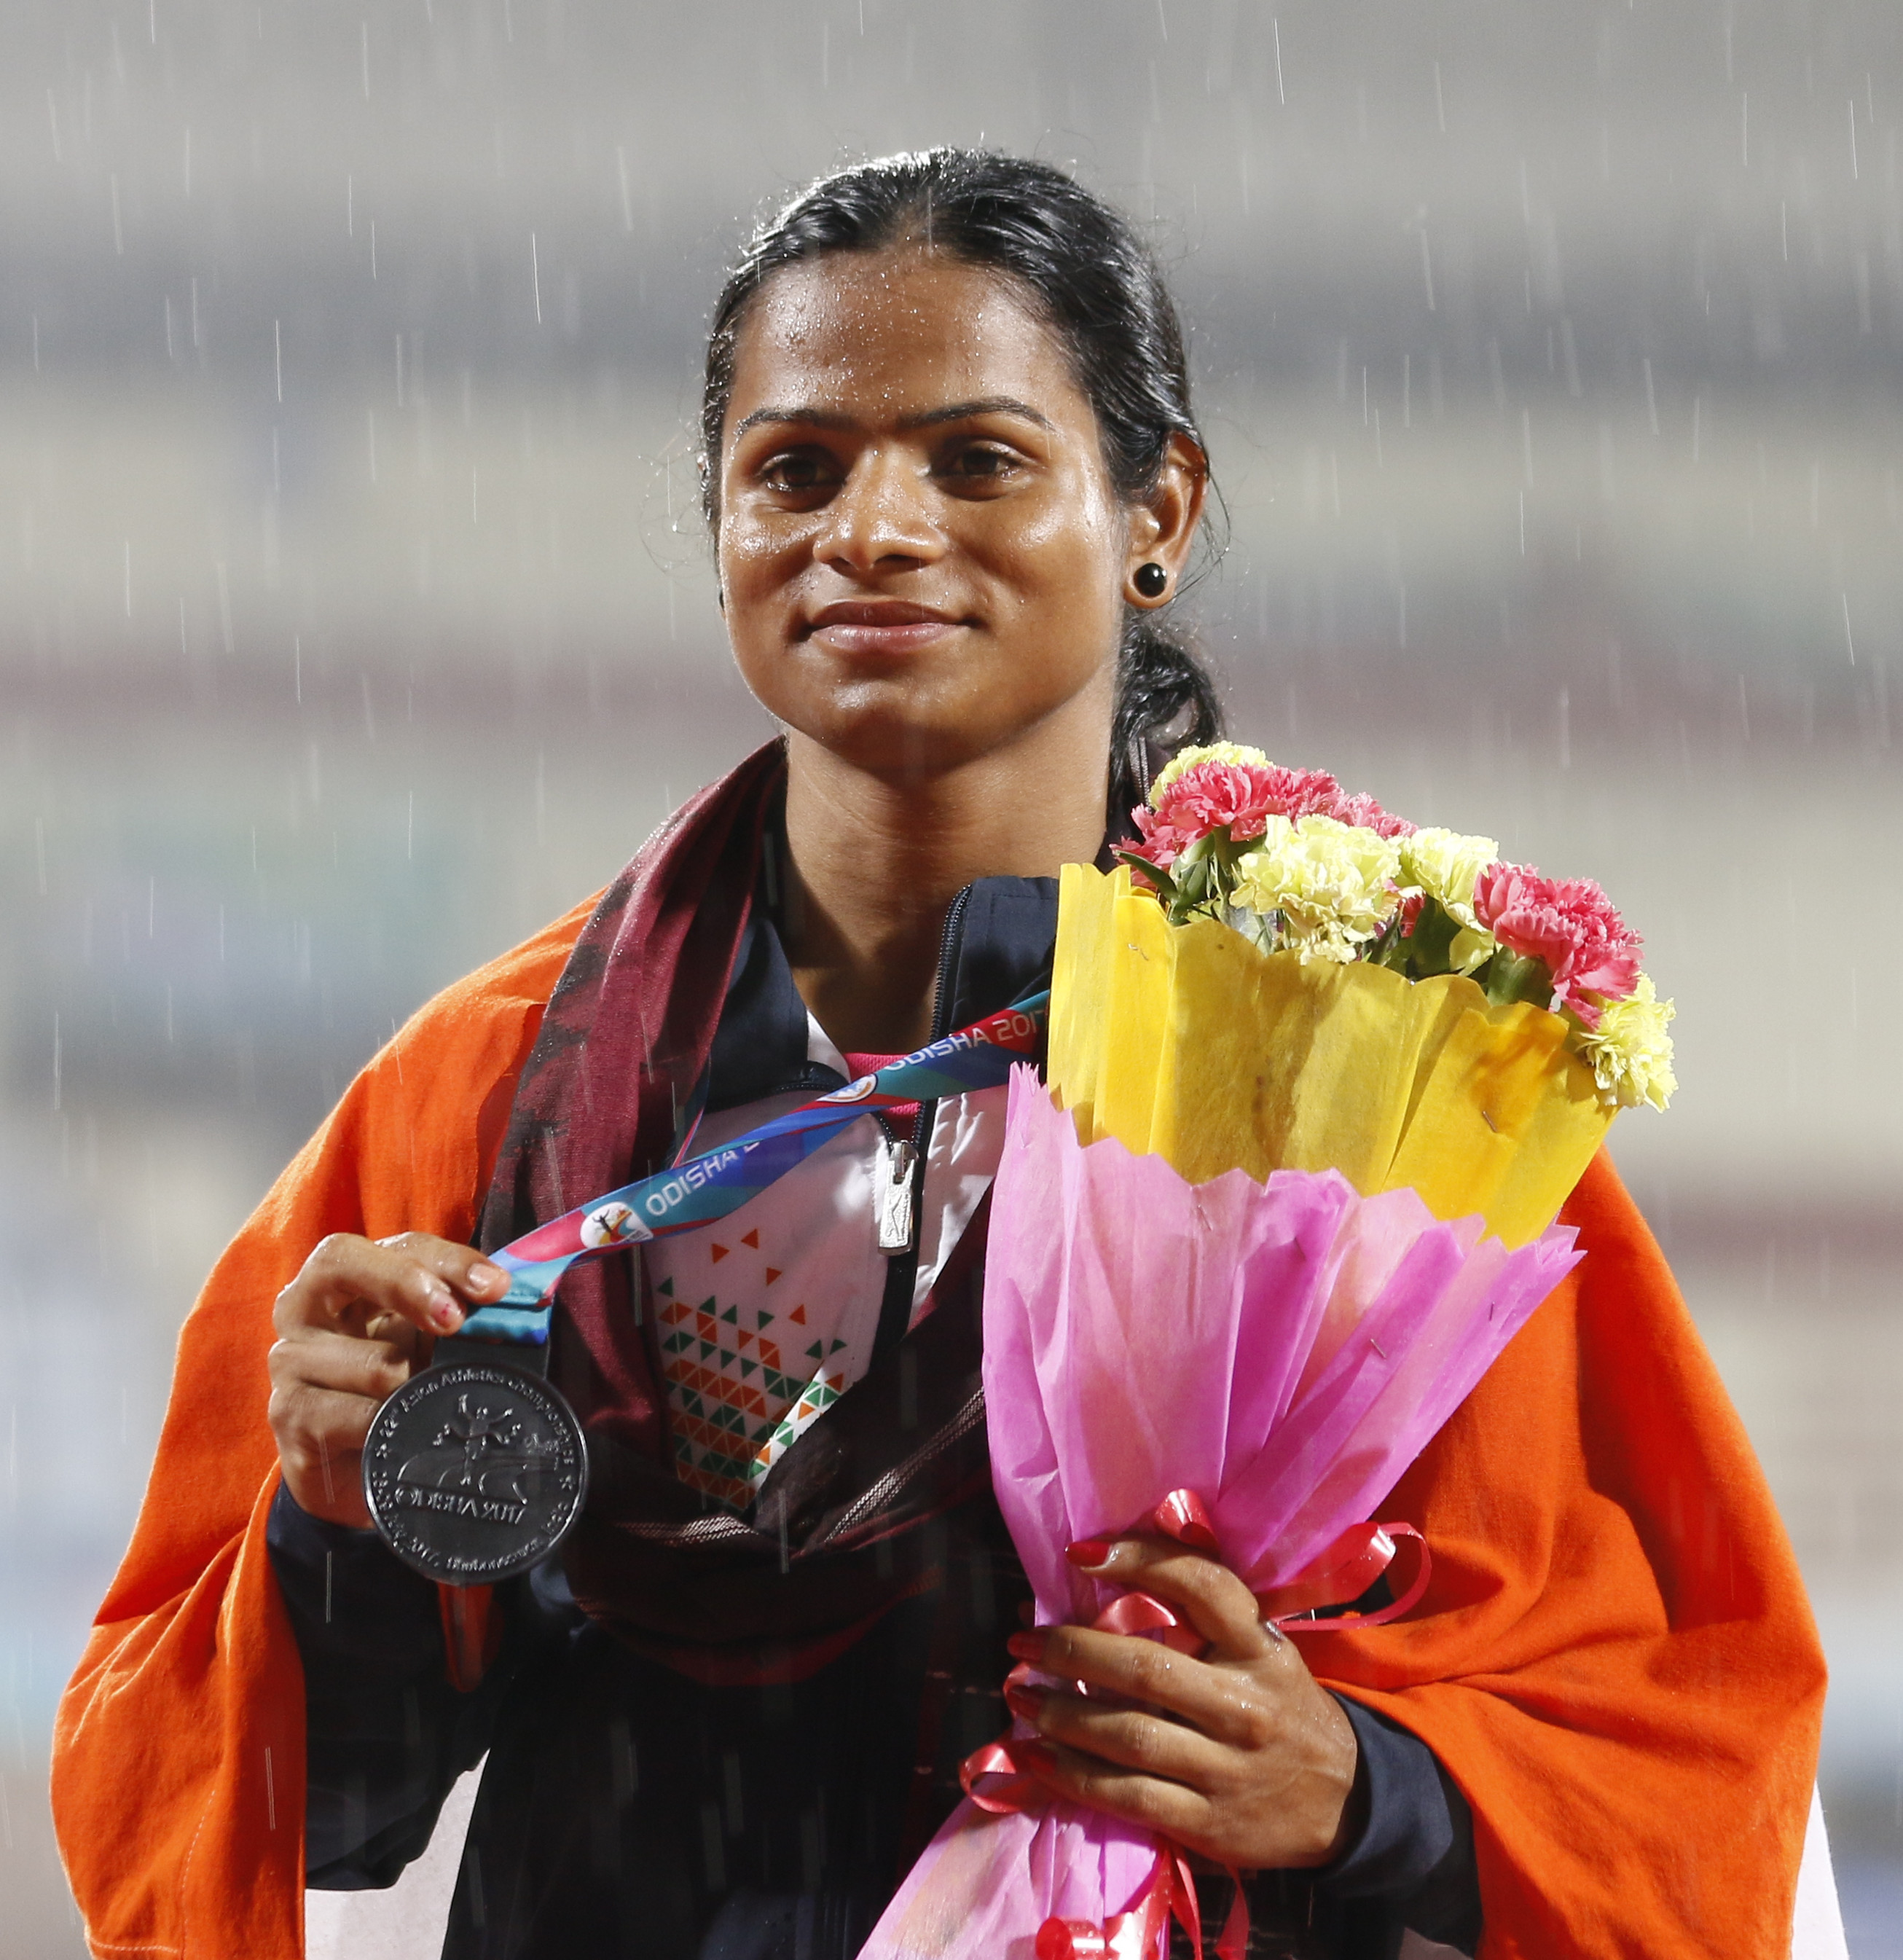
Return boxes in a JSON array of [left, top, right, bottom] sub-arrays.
[[715, 249, 1190, 781]]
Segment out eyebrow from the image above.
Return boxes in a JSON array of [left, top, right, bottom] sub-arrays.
[[730, 396, 1056, 440]]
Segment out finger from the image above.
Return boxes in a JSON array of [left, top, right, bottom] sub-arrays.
[[1013, 1623, 1224, 1727], [1069, 1535, 1274, 1660], [270, 1327, 415, 1404], [1009, 1623, 1292, 1750], [277, 1421, 373, 1527], [272, 1379, 385, 1457], [360, 1308, 433, 1366], [270, 1383, 379, 1524], [277, 1234, 460, 1338], [366, 1233, 515, 1318], [1018, 1737, 1215, 1848], [278, 1234, 510, 1340], [377, 1234, 514, 1306], [1010, 1682, 1225, 1791]]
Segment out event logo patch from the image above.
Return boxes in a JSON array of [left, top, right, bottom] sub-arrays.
[[581, 1200, 652, 1247]]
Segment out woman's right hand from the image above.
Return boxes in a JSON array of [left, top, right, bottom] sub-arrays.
[[267, 1234, 513, 1527]]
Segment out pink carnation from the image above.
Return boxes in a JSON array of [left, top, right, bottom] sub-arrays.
[[1129, 758, 1400, 869], [1472, 863, 1642, 1025], [1126, 761, 1290, 868], [1323, 790, 1416, 839], [1121, 815, 1190, 874], [1271, 766, 1354, 823]]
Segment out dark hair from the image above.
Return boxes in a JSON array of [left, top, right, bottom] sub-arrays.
[[700, 148, 1224, 829]]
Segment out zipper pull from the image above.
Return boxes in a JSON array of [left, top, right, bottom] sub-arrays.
[[875, 1137, 919, 1256]]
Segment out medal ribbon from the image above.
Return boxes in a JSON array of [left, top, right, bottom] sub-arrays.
[[461, 990, 1049, 1344]]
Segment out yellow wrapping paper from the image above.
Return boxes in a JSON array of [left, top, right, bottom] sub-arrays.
[[1048, 864, 1612, 1248]]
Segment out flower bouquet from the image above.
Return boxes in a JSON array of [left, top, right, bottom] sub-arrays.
[[860, 748, 1676, 1960]]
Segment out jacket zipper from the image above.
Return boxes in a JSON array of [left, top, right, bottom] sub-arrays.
[[928, 885, 975, 1046], [865, 885, 972, 1359], [881, 884, 971, 1256]]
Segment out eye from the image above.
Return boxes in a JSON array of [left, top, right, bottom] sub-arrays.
[[938, 441, 1021, 486], [756, 448, 843, 496]]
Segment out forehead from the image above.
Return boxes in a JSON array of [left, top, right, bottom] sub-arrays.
[[724, 249, 1091, 431]]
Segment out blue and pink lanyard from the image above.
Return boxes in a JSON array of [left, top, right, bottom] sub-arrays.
[[463, 991, 1049, 1344]]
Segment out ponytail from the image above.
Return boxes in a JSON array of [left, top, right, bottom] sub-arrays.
[[1107, 619, 1224, 837]]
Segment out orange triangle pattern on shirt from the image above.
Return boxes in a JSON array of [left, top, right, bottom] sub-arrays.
[[764, 1267, 782, 1285], [789, 1304, 807, 1324], [741, 1229, 760, 1248], [709, 1243, 729, 1263]]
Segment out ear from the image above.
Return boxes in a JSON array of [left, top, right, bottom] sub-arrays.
[[1123, 434, 1209, 608]]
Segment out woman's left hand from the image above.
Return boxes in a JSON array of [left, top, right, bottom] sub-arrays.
[[1003, 1535, 1364, 1872]]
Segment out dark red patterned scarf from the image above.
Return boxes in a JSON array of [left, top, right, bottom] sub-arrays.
[[477, 740, 1003, 1684]]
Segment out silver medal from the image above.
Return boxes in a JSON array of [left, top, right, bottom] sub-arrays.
[[363, 1355, 588, 1585]]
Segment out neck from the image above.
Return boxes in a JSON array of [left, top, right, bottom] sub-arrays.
[[778, 703, 1111, 1054]]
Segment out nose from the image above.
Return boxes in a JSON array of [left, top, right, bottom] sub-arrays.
[[813, 445, 946, 577]]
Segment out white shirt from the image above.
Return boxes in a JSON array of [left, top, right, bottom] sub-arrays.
[[641, 1011, 1006, 1508]]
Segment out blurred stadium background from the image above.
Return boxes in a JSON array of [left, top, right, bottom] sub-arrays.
[[2, 1, 1899, 1951]]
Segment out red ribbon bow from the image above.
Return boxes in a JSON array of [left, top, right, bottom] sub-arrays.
[[1033, 1845, 1245, 1960], [960, 1491, 1432, 1960]]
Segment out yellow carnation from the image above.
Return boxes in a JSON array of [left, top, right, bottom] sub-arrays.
[[1232, 815, 1402, 963], [1445, 925, 1496, 976], [1147, 741, 1273, 807], [1397, 827, 1499, 928], [1578, 975, 1678, 1111]]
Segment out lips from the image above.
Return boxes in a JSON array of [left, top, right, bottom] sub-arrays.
[[804, 599, 967, 656]]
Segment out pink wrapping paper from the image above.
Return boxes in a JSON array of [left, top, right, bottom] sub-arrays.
[[862, 1070, 1582, 1960]]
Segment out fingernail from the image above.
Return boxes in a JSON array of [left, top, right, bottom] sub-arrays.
[[468, 1261, 505, 1291], [1064, 1538, 1113, 1568], [433, 1297, 463, 1331], [1006, 1631, 1046, 1664], [1003, 1682, 1043, 1724]]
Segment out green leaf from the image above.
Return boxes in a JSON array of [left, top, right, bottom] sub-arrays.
[[1402, 897, 1464, 979], [1369, 925, 1412, 973], [1113, 849, 1175, 905], [1482, 950, 1553, 1008]]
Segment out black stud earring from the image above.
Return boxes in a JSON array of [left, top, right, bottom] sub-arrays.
[[1133, 561, 1169, 600], [717, 589, 726, 614]]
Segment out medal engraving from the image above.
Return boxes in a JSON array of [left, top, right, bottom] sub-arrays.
[[364, 1360, 587, 1584]]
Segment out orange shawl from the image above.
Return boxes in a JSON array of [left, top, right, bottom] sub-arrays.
[[52, 898, 1823, 1960]]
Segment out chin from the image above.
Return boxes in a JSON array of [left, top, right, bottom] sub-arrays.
[[751, 640, 1110, 783], [788, 686, 1029, 782]]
